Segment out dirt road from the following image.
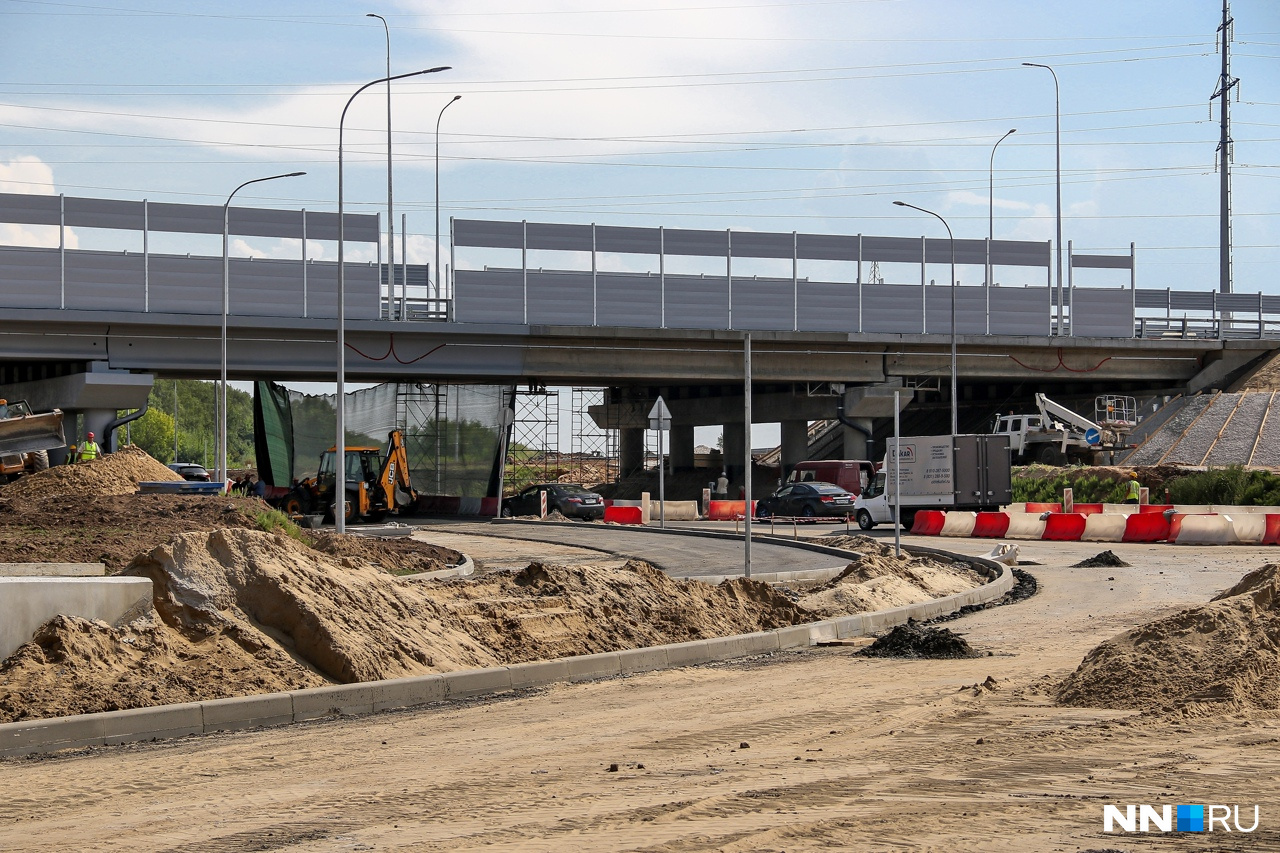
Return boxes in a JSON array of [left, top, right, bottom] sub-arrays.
[[2, 535, 1277, 851]]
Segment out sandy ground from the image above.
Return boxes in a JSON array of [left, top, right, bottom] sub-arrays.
[[4, 535, 1279, 851]]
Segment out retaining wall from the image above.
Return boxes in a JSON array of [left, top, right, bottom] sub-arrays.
[[0, 577, 153, 661]]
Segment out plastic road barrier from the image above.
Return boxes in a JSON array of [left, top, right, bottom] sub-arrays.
[[939, 512, 977, 538], [1024, 502, 1063, 514], [1042, 513, 1087, 541], [1173, 514, 1236, 545], [1082, 513, 1128, 542], [706, 500, 755, 521], [1122, 512, 1171, 542], [1004, 513, 1048, 540], [972, 512, 1011, 538], [909, 511, 946, 536], [603, 505, 644, 525]]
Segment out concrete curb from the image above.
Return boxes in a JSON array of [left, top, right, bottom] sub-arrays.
[[0, 540, 1012, 758]]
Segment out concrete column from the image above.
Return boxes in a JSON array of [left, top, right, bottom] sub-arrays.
[[842, 419, 873, 460], [721, 422, 746, 488], [780, 419, 809, 480], [619, 427, 645, 478], [669, 423, 695, 471]]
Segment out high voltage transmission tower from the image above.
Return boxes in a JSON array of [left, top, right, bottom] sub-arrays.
[[1212, 0, 1240, 295]]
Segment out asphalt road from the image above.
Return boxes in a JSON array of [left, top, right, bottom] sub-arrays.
[[412, 518, 854, 579]]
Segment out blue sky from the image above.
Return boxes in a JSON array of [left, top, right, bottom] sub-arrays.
[[1, 0, 1278, 448]]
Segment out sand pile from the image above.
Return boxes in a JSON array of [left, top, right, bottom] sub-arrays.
[[0, 528, 812, 721], [799, 538, 985, 617], [0, 444, 181, 501], [1057, 564, 1280, 714]]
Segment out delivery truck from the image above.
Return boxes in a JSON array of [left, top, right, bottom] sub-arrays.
[[852, 434, 1011, 530]]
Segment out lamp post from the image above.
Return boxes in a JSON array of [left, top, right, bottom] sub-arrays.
[[988, 128, 1015, 298], [365, 13, 397, 320], [221, 171, 305, 494], [1023, 62, 1062, 334], [894, 200, 957, 436], [337, 66, 450, 533], [435, 95, 461, 306]]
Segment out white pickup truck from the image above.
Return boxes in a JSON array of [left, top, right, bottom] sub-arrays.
[[991, 393, 1136, 465], [853, 434, 1011, 530]]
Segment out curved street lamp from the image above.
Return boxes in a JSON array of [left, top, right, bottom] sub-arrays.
[[365, 13, 397, 319], [894, 200, 957, 436], [989, 128, 1016, 244], [221, 171, 305, 493], [435, 94, 462, 306], [1023, 62, 1063, 334], [336, 65, 450, 533]]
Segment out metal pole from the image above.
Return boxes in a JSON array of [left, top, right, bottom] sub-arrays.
[[658, 422, 665, 529], [893, 390, 901, 558], [173, 382, 178, 463], [337, 66, 450, 534], [988, 128, 1016, 296], [435, 95, 462, 304], [496, 390, 512, 518], [744, 331, 752, 579], [366, 14, 395, 319], [222, 171, 305, 493], [1215, 0, 1237, 296], [894, 200, 957, 435], [1023, 63, 1061, 334]]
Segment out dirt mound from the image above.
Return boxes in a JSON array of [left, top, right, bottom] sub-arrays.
[[858, 621, 978, 659], [1072, 550, 1131, 568], [1057, 564, 1280, 714], [798, 542, 984, 617], [0, 444, 181, 501], [0, 528, 814, 721], [811, 534, 896, 556]]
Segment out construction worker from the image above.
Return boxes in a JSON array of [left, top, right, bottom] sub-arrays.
[[0, 399, 8, 419], [66, 444, 77, 464], [78, 431, 101, 462], [1124, 471, 1141, 504], [714, 471, 729, 500]]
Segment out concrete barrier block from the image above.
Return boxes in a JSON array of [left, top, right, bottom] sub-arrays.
[[774, 624, 813, 648], [0, 576, 154, 661], [831, 614, 867, 639], [0, 714, 107, 756], [0, 562, 106, 577], [291, 683, 377, 722], [104, 702, 203, 744], [1082, 513, 1128, 542], [371, 674, 447, 711], [566, 652, 621, 682], [506, 659, 571, 689], [617, 646, 669, 675], [201, 692, 294, 732], [664, 640, 717, 668], [649, 500, 701, 521], [443, 667, 512, 699]]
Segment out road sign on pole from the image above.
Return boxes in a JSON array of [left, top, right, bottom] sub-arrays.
[[648, 396, 670, 528]]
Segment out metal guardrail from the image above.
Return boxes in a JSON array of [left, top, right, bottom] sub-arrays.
[[1135, 317, 1280, 341]]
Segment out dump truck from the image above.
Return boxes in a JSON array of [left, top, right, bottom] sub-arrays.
[[990, 393, 1137, 465], [852, 434, 1011, 531], [271, 429, 417, 523], [0, 400, 65, 483]]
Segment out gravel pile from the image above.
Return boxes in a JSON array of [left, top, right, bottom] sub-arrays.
[[1126, 395, 1216, 465], [1161, 393, 1238, 465], [1253, 393, 1280, 466], [1204, 392, 1270, 466], [857, 620, 978, 659], [1072, 550, 1131, 568]]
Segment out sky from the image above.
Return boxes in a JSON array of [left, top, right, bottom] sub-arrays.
[[1, 0, 1278, 449]]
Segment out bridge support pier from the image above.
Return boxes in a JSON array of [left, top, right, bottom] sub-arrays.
[[780, 419, 809, 480], [669, 423, 695, 472], [619, 427, 645, 479], [722, 422, 746, 491]]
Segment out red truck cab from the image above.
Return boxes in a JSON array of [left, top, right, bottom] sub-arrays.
[[785, 460, 876, 497]]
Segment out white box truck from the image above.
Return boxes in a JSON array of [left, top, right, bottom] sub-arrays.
[[852, 434, 1011, 530]]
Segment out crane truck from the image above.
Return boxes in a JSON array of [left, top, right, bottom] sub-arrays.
[[991, 393, 1137, 465]]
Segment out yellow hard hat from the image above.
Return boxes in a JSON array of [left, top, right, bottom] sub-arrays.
[[1129, 471, 1139, 479]]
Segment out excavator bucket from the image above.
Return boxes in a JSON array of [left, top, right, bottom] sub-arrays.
[[0, 409, 66, 457]]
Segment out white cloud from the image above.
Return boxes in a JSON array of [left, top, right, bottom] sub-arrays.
[[0, 157, 77, 248]]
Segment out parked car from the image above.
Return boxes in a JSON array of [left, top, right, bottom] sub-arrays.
[[168, 462, 211, 482], [502, 483, 605, 520], [755, 481, 855, 520]]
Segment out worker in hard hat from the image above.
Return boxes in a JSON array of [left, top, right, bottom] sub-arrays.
[[1123, 471, 1141, 504], [78, 431, 101, 462]]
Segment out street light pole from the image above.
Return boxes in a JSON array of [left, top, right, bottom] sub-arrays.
[[435, 95, 461, 306], [337, 65, 450, 534], [894, 200, 957, 435], [989, 128, 1016, 245], [221, 171, 305, 494], [1023, 62, 1062, 334], [365, 13, 397, 320]]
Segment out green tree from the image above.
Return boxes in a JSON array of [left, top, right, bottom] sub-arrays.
[[128, 406, 176, 463], [147, 378, 254, 468]]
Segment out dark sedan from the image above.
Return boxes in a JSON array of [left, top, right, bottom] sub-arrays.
[[755, 481, 855, 520], [168, 462, 211, 482], [502, 483, 606, 520]]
